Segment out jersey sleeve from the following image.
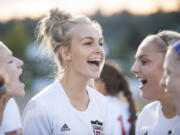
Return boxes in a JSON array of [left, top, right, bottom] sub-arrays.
[[22, 100, 51, 135], [2, 98, 21, 133]]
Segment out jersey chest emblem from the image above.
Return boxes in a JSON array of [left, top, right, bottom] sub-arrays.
[[91, 120, 104, 135]]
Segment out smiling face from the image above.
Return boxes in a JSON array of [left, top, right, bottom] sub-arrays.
[[161, 48, 180, 114], [0, 42, 25, 98], [131, 37, 166, 101], [63, 24, 105, 80]]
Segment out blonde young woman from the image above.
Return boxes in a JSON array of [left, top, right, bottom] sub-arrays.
[[22, 9, 114, 135], [131, 30, 180, 135], [160, 40, 180, 134], [0, 41, 24, 135]]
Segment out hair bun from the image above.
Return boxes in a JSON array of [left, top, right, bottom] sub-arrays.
[[50, 8, 71, 22]]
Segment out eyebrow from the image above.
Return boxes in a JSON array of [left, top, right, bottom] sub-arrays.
[[135, 54, 149, 59], [80, 37, 103, 41]]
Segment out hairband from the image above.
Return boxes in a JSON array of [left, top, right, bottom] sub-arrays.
[[0, 84, 6, 91], [173, 40, 180, 56], [158, 35, 169, 46]]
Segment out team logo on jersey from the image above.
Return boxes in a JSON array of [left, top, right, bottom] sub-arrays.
[[91, 120, 104, 135], [60, 123, 70, 132]]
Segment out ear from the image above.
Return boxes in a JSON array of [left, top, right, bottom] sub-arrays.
[[59, 47, 71, 61]]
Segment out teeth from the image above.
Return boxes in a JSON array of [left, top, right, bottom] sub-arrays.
[[138, 78, 146, 84], [139, 79, 144, 81], [89, 58, 101, 62]]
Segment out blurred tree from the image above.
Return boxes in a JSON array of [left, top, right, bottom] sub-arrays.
[[3, 21, 30, 59]]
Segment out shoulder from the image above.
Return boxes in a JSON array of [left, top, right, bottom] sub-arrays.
[[1, 98, 21, 132], [30, 80, 62, 104], [87, 86, 107, 102], [24, 80, 64, 112], [137, 101, 160, 121], [136, 101, 160, 134], [3, 98, 19, 114], [87, 86, 109, 110], [4, 98, 18, 110], [141, 101, 160, 113]]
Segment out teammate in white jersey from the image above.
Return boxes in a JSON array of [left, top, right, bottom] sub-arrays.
[[161, 41, 180, 135], [0, 41, 24, 135], [161, 40, 180, 115], [22, 8, 114, 135], [131, 30, 180, 135], [95, 61, 137, 135]]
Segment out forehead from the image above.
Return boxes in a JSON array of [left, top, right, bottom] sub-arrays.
[[0, 42, 12, 63], [135, 38, 160, 58], [70, 24, 103, 40], [164, 49, 180, 71]]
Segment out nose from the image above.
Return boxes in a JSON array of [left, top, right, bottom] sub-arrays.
[[95, 43, 104, 55], [160, 73, 166, 88], [15, 57, 24, 68], [131, 62, 139, 74]]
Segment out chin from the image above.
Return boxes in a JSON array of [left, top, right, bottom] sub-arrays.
[[14, 86, 25, 98], [15, 90, 25, 98], [141, 93, 153, 101], [91, 74, 100, 79]]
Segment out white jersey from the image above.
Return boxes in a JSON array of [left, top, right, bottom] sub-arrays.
[[0, 98, 22, 135], [136, 101, 180, 135], [172, 122, 180, 135], [106, 96, 130, 135], [22, 80, 115, 135]]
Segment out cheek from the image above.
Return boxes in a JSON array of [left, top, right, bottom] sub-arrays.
[[172, 80, 180, 93]]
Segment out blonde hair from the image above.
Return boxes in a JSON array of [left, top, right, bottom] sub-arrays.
[[0, 74, 6, 96], [168, 46, 180, 61], [142, 30, 180, 54], [36, 8, 102, 75]]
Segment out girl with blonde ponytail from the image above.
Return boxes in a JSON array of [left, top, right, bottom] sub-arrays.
[[22, 8, 115, 135]]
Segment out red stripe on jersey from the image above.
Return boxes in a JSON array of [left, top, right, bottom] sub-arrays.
[[118, 115, 126, 135]]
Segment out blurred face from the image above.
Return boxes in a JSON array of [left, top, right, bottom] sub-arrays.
[[131, 38, 165, 100], [161, 49, 180, 115], [0, 42, 24, 98], [65, 24, 105, 79]]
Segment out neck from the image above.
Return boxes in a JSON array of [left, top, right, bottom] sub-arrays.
[[60, 70, 90, 111], [160, 93, 176, 118], [60, 69, 89, 97]]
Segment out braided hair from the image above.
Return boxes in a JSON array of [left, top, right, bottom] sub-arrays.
[[96, 61, 137, 135]]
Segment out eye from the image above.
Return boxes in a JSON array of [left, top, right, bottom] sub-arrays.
[[8, 60, 14, 64], [84, 42, 92, 46], [8, 57, 15, 64], [99, 42, 104, 46], [141, 60, 147, 65]]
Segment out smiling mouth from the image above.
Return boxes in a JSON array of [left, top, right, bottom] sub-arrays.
[[141, 79, 147, 85], [87, 61, 99, 67], [19, 71, 24, 84], [87, 58, 101, 67], [138, 79, 147, 89]]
